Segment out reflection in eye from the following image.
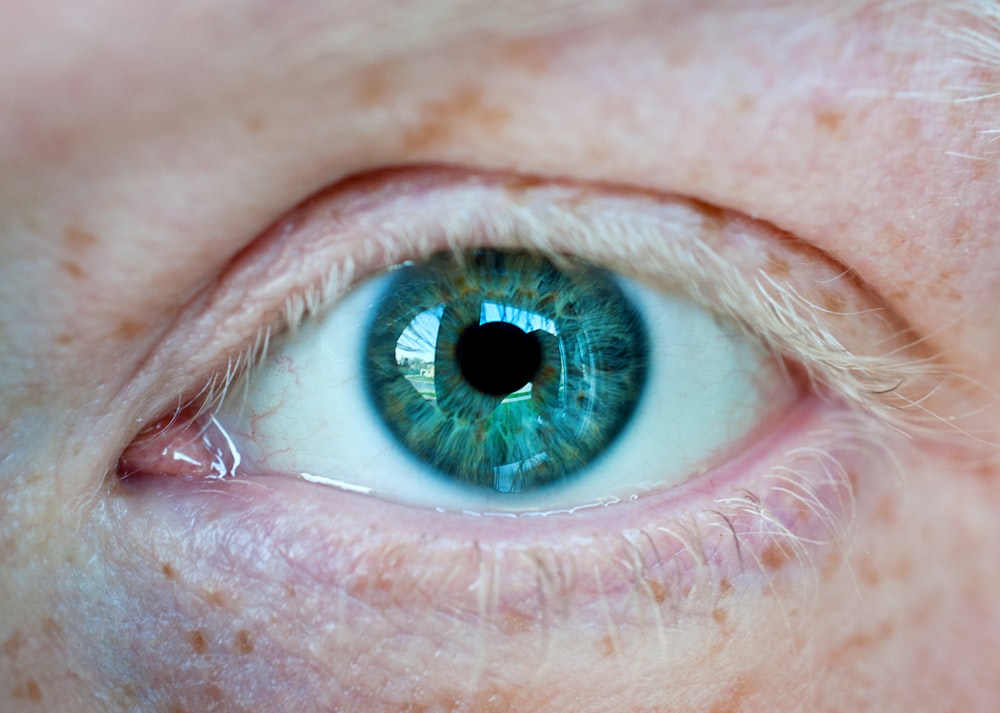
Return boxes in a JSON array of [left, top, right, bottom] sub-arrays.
[[216, 246, 790, 513], [364, 249, 648, 494]]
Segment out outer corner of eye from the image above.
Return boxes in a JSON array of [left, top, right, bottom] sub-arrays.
[[174, 244, 801, 515]]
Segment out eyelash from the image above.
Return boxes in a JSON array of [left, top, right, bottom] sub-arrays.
[[154, 168, 949, 455]]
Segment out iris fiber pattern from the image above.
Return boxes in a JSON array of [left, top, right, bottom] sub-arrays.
[[363, 250, 649, 493]]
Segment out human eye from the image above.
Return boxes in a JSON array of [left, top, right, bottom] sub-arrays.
[[190, 242, 792, 515], [110, 167, 956, 710], [115, 166, 946, 608]]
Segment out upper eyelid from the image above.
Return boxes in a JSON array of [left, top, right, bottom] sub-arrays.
[[121, 166, 953, 441]]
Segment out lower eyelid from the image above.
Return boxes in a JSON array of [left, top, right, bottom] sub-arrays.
[[112, 393, 891, 629]]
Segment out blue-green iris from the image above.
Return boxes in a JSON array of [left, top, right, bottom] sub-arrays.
[[363, 250, 648, 493]]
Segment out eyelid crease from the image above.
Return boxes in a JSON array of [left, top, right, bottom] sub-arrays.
[[128, 167, 971, 450]]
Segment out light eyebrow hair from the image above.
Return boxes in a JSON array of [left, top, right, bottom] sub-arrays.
[[939, 0, 1000, 89], [924, 0, 1000, 158]]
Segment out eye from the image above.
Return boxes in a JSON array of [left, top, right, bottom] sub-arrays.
[[213, 247, 791, 513], [116, 167, 939, 609]]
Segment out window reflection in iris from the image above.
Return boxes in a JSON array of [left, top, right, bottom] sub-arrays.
[[364, 250, 649, 493]]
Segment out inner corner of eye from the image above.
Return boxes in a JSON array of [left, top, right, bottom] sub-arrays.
[[114, 404, 226, 485], [159, 246, 794, 513]]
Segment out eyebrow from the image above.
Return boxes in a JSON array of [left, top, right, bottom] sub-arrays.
[[940, 0, 1000, 98]]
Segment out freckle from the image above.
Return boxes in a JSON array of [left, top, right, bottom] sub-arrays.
[[119, 683, 138, 702], [205, 590, 227, 608], [189, 630, 207, 654], [115, 318, 143, 340], [284, 583, 297, 598], [974, 463, 996, 480], [401, 120, 451, 153], [55, 333, 72, 346], [3, 631, 25, 658], [64, 227, 98, 252], [718, 578, 733, 595], [14, 678, 43, 702], [815, 110, 844, 134], [760, 542, 792, 571], [244, 114, 265, 134], [161, 562, 176, 580], [599, 634, 616, 658], [712, 608, 728, 625], [61, 260, 86, 279], [204, 684, 224, 702], [645, 578, 667, 604], [235, 630, 254, 654], [401, 84, 510, 153]]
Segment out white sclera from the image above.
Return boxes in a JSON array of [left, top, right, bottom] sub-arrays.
[[218, 271, 784, 514]]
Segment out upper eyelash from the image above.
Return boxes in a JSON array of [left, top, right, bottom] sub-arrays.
[[151, 171, 972, 454]]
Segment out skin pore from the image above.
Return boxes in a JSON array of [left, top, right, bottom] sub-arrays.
[[2, 0, 1000, 711]]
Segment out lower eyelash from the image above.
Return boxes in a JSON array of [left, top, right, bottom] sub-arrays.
[[120, 400, 893, 642]]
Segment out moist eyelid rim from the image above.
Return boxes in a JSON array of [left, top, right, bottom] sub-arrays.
[[123, 166, 947, 445]]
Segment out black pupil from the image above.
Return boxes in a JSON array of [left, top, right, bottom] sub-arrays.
[[456, 321, 542, 397]]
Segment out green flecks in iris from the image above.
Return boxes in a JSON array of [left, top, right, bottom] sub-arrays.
[[363, 250, 648, 494]]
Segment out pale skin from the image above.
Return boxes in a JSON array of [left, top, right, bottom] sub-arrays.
[[2, 0, 1000, 711]]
